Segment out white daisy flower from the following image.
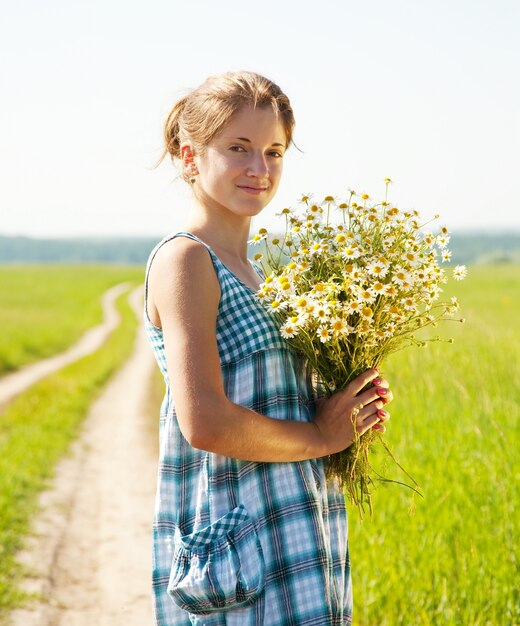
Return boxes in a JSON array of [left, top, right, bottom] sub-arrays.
[[318, 327, 331, 343], [436, 234, 451, 248], [371, 282, 386, 296], [293, 295, 313, 310], [453, 265, 467, 280], [356, 288, 377, 304], [360, 306, 374, 319], [402, 251, 420, 266], [366, 261, 390, 278], [342, 246, 362, 260], [392, 268, 414, 287], [330, 317, 353, 337], [346, 300, 362, 315], [247, 232, 267, 245], [280, 321, 299, 338], [401, 297, 417, 312], [313, 303, 331, 321]]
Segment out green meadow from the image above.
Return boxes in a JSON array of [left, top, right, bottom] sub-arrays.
[[0, 265, 143, 374], [0, 263, 518, 624], [349, 264, 519, 625]]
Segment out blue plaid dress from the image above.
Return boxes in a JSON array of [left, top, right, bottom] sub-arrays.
[[144, 232, 353, 625]]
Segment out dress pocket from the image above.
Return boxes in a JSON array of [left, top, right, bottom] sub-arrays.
[[167, 504, 265, 615]]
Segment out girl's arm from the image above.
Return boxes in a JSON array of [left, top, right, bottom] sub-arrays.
[[147, 237, 391, 463]]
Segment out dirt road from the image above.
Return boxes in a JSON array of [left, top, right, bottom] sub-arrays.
[[0, 282, 130, 409], [9, 286, 160, 626]]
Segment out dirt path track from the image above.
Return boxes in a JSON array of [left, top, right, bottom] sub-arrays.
[[9, 286, 159, 626], [0, 282, 130, 409]]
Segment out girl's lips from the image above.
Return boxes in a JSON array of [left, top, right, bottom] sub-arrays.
[[237, 185, 267, 195]]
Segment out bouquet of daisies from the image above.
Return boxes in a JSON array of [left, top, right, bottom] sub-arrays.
[[249, 180, 466, 514]]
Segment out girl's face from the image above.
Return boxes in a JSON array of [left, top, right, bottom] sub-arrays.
[[192, 105, 287, 219]]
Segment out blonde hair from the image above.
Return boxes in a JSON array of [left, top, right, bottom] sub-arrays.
[[158, 71, 295, 179]]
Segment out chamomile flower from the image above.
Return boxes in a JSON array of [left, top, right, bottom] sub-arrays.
[[313, 304, 331, 321], [402, 251, 420, 266], [371, 282, 386, 295], [360, 306, 374, 319], [342, 246, 362, 260], [436, 234, 450, 248], [401, 297, 417, 312], [384, 322, 396, 337], [392, 268, 414, 287], [318, 326, 331, 343], [366, 260, 390, 278], [293, 295, 315, 311], [330, 317, 352, 337], [293, 311, 310, 325], [281, 321, 298, 338], [299, 193, 313, 204], [441, 250, 452, 263], [346, 300, 362, 315], [356, 288, 377, 304], [387, 304, 402, 318], [453, 265, 467, 280], [248, 232, 267, 245]]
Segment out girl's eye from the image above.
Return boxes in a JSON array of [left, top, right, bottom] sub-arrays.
[[229, 145, 245, 152], [268, 151, 283, 159]]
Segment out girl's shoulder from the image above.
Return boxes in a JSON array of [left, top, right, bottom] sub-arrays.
[[145, 233, 221, 323], [147, 232, 215, 275]]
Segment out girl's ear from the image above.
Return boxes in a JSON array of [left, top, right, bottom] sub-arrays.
[[180, 143, 199, 177], [181, 143, 195, 165]]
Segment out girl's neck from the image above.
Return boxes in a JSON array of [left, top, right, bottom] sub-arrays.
[[183, 210, 251, 262]]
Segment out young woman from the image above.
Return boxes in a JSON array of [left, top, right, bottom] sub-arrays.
[[145, 71, 393, 626]]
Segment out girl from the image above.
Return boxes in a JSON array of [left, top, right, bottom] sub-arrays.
[[144, 71, 393, 626]]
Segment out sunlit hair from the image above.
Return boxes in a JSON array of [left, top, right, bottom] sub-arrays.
[[157, 71, 295, 179]]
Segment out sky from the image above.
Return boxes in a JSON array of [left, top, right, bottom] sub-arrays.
[[1, 0, 519, 238]]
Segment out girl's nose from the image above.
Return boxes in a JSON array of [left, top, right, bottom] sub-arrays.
[[246, 152, 269, 177]]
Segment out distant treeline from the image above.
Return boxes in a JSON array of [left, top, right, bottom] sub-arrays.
[[0, 233, 519, 265], [0, 236, 159, 264]]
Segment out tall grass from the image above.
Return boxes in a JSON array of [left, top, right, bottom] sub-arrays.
[[349, 265, 519, 625], [0, 287, 139, 617], [0, 265, 143, 374]]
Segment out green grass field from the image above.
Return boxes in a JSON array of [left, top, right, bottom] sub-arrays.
[[0, 263, 517, 624], [0, 265, 143, 374], [349, 264, 519, 625]]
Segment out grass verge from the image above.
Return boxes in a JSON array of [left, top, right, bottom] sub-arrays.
[[0, 264, 143, 374], [0, 286, 138, 618]]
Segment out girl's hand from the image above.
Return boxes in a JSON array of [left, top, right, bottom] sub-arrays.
[[313, 369, 393, 455]]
